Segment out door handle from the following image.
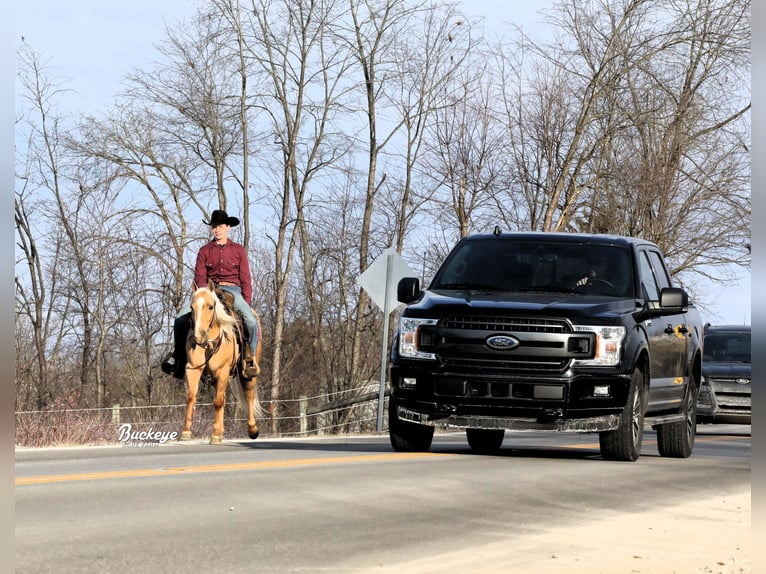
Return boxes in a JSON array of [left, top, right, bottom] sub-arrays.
[[664, 324, 675, 334]]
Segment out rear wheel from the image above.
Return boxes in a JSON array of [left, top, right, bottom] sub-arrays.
[[657, 374, 697, 458], [388, 397, 434, 452], [466, 428, 505, 453], [599, 367, 646, 461]]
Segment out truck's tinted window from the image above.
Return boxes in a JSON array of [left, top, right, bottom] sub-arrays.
[[647, 250, 672, 290], [638, 251, 660, 300], [431, 239, 634, 297]]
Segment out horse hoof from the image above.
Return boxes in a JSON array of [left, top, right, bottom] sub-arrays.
[[179, 431, 192, 441], [248, 428, 260, 440], [210, 435, 223, 445]]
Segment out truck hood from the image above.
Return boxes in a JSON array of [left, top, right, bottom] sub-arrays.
[[702, 362, 751, 379], [403, 289, 636, 321]]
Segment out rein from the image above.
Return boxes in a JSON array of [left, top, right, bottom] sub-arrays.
[[193, 332, 225, 361]]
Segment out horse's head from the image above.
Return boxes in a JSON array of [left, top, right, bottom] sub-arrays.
[[190, 283, 238, 347], [190, 287, 219, 347]]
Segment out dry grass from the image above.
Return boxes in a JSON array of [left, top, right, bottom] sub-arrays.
[[15, 387, 384, 447]]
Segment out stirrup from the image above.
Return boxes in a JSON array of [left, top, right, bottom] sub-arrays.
[[161, 356, 185, 380], [161, 360, 175, 375], [242, 358, 260, 378]]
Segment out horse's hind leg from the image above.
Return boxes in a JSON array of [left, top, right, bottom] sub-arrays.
[[242, 376, 259, 439]]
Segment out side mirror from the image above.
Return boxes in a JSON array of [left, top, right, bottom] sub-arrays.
[[397, 277, 421, 304], [636, 287, 689, 320], [659, 287, 689, 312]]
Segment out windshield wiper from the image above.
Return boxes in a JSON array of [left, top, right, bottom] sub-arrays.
[[517, 286, 580, 294], [436, 283, 501, 291]]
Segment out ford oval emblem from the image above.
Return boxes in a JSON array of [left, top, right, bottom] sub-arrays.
[[486, 335, 520, 350]]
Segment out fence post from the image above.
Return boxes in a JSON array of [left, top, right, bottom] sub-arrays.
[[299, 396, 307, 435], [111, 404, 120, 425]]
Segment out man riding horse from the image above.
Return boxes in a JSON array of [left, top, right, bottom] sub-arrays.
[[162, 209, 260, 380]]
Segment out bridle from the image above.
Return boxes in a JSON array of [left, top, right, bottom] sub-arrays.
[[191, 295, 223, 354], [190, 292, 236, 364]]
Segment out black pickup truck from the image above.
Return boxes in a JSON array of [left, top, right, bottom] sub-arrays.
[[388, 230, 703, 461]]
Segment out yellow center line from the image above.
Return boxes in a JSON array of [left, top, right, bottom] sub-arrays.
[[16, 452, 451, 486], [16, 434, 747, 486]]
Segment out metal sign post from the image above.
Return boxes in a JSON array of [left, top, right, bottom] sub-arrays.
[[358, 248, 416, 433], [376, 253, 393, 431]]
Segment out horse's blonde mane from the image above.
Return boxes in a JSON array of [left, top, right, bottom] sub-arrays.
[[192, 287, 238, 339]]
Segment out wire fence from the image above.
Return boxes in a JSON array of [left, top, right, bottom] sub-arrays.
[[15, 385, 391, 448]]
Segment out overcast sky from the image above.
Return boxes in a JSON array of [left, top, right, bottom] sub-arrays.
[[13, 0, 750, 325]]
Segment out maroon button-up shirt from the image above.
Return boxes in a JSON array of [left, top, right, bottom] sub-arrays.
[[194, 240, 253, 304]]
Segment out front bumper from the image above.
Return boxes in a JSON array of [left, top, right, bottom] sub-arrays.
[[396, 403, 621, 432], [696, 381, 751, 424], [390, 364, 631, 433]]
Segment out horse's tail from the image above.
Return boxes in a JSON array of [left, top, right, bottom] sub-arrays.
[[232, 377, 264, 420], [228, 367, 248, 416], [252, 386, 264, 419], [229, 349, 264, 421]]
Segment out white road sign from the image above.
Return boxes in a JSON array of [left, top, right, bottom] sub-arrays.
[[358, 247, 417, 313]]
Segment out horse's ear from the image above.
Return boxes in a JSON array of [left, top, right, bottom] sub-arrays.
[[191, 280, 199, 292], [207, 279, 216, 291]]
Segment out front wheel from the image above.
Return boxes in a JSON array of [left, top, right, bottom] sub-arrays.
[[657, 374, 697, 458], [388, 398, 434, 452], [599, 367, 646, 461]]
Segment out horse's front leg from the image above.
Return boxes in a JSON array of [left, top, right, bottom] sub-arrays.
[[210, 369, 229, 445], [181, 367, 201, 441]]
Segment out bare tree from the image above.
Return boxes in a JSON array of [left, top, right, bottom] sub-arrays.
[[384, 6, 476, 248], [16, 44, 103, 406], [425, 56, 511, 239], [343, 0, 476, 394], [243, 0, 358, 431], [15, 185, 53, 409], [493, 0, 749, 292]]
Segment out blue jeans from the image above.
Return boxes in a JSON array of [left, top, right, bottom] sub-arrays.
[[177, 285, 259, 356]]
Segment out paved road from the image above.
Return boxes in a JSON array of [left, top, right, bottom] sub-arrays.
[[15, 425, 751, 573]]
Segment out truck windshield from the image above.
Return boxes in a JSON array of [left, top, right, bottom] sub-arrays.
[[431, 238, 635, 298], [703, 332, 751, 363]]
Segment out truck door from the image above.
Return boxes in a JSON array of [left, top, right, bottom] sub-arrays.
[[638, 249, 687, 410]]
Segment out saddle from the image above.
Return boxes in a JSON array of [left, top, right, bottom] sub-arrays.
[[214, 289, 246, 348]]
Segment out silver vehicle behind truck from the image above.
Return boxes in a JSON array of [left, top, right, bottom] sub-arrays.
[[697, 324, 751, 424]]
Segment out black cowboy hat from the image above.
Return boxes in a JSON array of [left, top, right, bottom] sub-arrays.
[[205, 209, 240, 227]]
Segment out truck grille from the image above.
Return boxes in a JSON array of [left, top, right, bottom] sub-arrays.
[[443, 354, 570, 374], [442, 315, 568, 334], [436, 315, 574, 375]]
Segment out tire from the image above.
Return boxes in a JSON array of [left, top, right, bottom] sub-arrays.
[[599, 367, 646, 461], [466, 428, 505, 453], [388, 397, 434, 452], [657, 374, 697, 458]]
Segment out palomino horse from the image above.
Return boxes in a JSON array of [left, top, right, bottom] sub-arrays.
[[180, 280, 263, 444]]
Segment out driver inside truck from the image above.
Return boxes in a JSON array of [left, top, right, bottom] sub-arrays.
[[574, 259, 608, 287]]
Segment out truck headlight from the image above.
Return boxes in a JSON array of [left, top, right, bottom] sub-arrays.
[[398, 317, 438, 360], [572, 325, 625, 367]]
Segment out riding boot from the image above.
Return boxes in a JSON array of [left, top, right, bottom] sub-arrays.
[[242, 343, 259, 379], [173, 317, 189, 379], [161, 315, 189, 380]]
